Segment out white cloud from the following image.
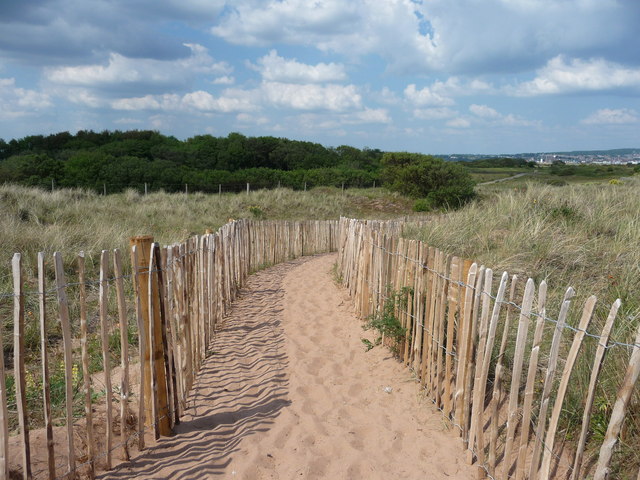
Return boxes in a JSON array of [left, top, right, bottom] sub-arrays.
[[469, 104, 500, 119], [413, 107, 457, 120], [404, 78, 493, 108], [255, 50, 347, 83], [510, 56, 640, 96], [212, 76, 235, 85], [210, 0, 638, 75], [404, 84, 454, 107], [446, 117, 471, 128], [46, 44, 232, 91], [468, 103, 539, 127], [261, 82, 361, 111], [0, 77, 51, 118], [581, 108, 639, 125]]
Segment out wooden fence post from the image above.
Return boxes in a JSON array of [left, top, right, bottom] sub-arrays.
[[13, 254, 32, 480], [53, 252, 76, 478], [38, 252, 56, 480], [130, 236, 171, 437]]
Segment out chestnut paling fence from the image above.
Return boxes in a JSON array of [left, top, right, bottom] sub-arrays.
[[3, 216, 639, 480], [336, 217, 640, 480], [0, 219, 338, 480]]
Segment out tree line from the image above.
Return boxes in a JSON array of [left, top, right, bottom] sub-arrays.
[[0, 129, 477, 209]]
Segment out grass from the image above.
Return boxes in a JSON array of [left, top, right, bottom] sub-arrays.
[[403, 177, 640, 476], [0, 183, 418, 432]]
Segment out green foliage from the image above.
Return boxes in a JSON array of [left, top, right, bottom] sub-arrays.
[[466, 157, 534, 168], [381, 152, 476, 208], [0, 130, 384, 193], [413, 198, 431, 212], [362, 287, 412, 357]]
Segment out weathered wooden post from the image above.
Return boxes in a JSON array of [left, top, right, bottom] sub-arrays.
[[130, 235, 171, 437]]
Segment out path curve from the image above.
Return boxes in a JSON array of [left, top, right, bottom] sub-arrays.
[[102, 254, 473, 479]]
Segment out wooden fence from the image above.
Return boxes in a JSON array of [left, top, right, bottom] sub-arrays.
[[0, 219, 337, 480], [337, 217, 640, 480]]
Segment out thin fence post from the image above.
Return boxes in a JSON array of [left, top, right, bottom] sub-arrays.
[[247, 182, 250, 194], [145, 182, 148, 196], [218, 184, 221, 196], [78, 252, 95, 478], [13, 254, 32, 480], [594, 320, 640, 480], [38, 252, 55, 479], [0, 269, 8, 480], [113, 249, 131, 460], [53, 252, 76, 478], [99, 250, 113, 470]]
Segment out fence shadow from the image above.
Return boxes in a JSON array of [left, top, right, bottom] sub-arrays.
[[100, 260, 306, 479]]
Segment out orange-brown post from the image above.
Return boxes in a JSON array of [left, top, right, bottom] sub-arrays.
[[130, 235, 171, 436]]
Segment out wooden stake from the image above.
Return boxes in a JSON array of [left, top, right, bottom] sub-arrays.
[[13, 254, 32, 480], [594, 319, 640, 480], [539, 295, 597, 480], [529, 287, 576, 480], [488, 275, 517, 476], [502, 278, 535, 473], [38, 252, 55, 480], [130, 246, 146, 451], [571, 299, 621, 480], [113, 249, 130, 460], [515, 281, 548, 480], [0, 260, 8, 480], [99, 250, 113, 470], [53, 252, 76, 478], [77, 252, 95, 478]]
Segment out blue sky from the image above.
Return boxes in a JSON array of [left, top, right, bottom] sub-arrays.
[[1, 0, 639, 154]]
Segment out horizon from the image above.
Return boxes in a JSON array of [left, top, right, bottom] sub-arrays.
[[1, 1, 639, 154]]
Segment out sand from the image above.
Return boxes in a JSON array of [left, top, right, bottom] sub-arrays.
[[100, 253, 474, 479]]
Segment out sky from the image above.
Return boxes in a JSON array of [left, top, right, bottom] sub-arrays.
[[0, 0, 639, 154]]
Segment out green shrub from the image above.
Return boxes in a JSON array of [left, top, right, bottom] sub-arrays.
[[413, 198, 431, 212], [381, 152, 476, 209]]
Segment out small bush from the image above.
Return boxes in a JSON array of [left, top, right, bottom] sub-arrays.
[[413, 198, 431, 212], [362, 287, 412, 357]]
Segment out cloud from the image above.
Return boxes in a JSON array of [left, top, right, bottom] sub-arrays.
[[446, 117, 471, 128], [0, 77, 52, 118], [210, 0, 640, 75], [404, 78, 493, 108], [254, 50, 347, 83], [110, 80, 363, 114], [469, 103, 539, 127], [469, 104, 500, 119], [46, 44, 232, 95], [212, 0, 438, 73], [581, 108, 639, 125], [509, 56, 640, 96], [212, 76, 235, 85], [261, 82, 361, 111], [404, 84, 454, 107], [413, 107, 457, 120]]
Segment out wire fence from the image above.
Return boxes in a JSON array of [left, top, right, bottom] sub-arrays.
[[0, 219, 338, 479], [337, 216, 640, 480]]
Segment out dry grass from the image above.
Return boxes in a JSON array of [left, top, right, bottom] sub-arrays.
[[0, 184, 413, 284], [404, 178, 640, 477]]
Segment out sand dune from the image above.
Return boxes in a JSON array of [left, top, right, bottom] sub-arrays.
[[101, 253, 473, 479]]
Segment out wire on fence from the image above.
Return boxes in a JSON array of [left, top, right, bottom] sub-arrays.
[[360, 236, 639, 351]]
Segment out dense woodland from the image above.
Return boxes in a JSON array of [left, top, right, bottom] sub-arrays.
[[0, 130, 383, 192]]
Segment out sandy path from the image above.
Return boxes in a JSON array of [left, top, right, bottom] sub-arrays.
[[102, 254, 473, 479]]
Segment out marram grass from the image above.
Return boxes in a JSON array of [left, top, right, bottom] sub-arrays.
[[405, 178, 640, 477]]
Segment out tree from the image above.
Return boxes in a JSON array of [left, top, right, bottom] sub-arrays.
[[381, 152, 476, 209]]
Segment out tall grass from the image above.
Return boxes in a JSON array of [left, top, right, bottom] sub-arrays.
[[404, 178, 640, 476], [0, 184, 412, 284]]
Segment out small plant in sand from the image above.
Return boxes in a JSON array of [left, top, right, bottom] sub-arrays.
[[362, 287, 412, 357]]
